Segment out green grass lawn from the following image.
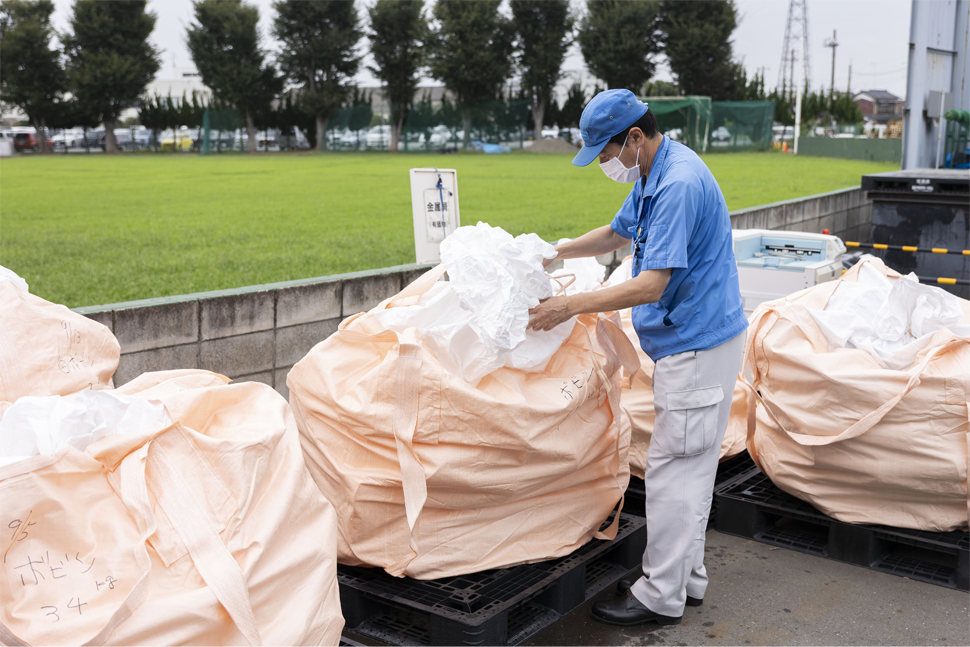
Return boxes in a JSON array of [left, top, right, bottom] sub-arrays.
[[0, 150, 897, 308]]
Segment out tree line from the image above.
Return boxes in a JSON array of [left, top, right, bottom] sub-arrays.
[[2, 0, 768, 155]]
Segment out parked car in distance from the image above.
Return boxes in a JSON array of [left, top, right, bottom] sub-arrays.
[[428, 125, 461, 149], [541, 126, 559, 139], [772, 125, 794, 142], [112, 128, 151, 151], [666, 128, 683, 141], [563, 127, 582, 146], [365, 125, 391, 149], [82, 129, 105, 149], [13, 131, 54, 152], [160, 129, 194, 151], [711, 126, 731, 142], [50, 128, 86, 150]]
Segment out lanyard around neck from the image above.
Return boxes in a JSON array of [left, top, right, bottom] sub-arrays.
[[635, 135, 670, 236]]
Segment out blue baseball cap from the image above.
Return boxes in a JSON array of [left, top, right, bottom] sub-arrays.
[[572, 89, 649, 167]]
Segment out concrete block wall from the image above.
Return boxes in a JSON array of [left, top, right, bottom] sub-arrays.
[[75, 186, 872, 393], [74, 264, 432, 399]]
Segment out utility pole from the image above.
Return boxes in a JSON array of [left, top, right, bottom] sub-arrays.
[[824, 30, 839, 103], [847, 61, 852, 95]]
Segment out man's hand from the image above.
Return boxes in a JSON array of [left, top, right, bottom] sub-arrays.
[[528, 295, 573, 331]]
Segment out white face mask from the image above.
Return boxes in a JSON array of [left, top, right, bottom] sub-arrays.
[[599, 133, 641, 183]]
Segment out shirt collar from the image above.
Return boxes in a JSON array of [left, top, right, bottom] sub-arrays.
[[640, 135, 670, 199]]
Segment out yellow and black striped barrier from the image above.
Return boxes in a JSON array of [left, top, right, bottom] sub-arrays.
[[918, 276, 970, 286], [840, 241, 969, 285], [844, 241, 970, 256]]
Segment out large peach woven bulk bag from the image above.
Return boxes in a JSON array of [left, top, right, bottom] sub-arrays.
[[0, 277, 119, 402], [732, 257, 970, 531], [0, 370, 343, 645], [606, 258, 746, 479], [287, 266, 638, 580]]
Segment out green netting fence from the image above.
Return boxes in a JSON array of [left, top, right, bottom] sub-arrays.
[[640, 97, 775, 153], [708, 101, 775, 152], [643, 96, 712, 151], [200, 108, 245, 154]]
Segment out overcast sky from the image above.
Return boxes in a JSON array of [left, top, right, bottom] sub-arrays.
[[48, 0, 912, 100]]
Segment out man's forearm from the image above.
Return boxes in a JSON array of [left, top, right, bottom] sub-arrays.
[[554, 225, 629, 261], [566, 269, 671, 315]]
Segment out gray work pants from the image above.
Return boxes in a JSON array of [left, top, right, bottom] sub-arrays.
[[630, 330, 746, 617]]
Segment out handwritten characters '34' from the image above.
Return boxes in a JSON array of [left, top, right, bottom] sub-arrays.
[[5, 511, 120, 624]]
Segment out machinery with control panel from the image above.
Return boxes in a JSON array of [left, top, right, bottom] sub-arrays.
[[732, 229, 846, 314]]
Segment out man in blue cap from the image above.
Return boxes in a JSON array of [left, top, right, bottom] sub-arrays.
[[528, 89, 747, 626]]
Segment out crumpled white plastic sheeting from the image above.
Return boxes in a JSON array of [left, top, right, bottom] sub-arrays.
[[808, 259, 970, 370], [0, 264, 29, 292], [550, 238, 607, 295], [0, 391, 172, 467], [441, 222, 558, 353], [376, 222, 574, 385]]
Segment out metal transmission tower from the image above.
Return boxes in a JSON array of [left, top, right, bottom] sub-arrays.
[[777, 0, 812, 94]]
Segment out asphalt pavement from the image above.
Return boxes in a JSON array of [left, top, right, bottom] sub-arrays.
[[525, 530, 969, 646]]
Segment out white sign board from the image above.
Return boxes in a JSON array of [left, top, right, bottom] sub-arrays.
[[410, 168, 460, 265]]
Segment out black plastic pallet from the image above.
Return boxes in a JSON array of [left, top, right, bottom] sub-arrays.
[[715, 469, 970, 592], [625, 451, 757, 526], [339, 636, 367, 647], [338, 513, 646, 646]]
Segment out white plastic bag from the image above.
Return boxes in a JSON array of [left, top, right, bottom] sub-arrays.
[[0, 390, 171, 467], [550, 239, 607, 295], [0, 264, 29, 292], [808, 258, 970, 370], [376, 223, 574, 385], [440, 222, 558, 353]]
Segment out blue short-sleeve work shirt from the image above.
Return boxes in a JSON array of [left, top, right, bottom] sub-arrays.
[[609, 135, 747, 361]]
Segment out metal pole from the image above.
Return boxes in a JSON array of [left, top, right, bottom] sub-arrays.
[[831, 31, 837, 98], [790, 49, 796, 103], [824, 30, 838, 111], [794, 46, 802, 154], [935, 90, 947, 168]]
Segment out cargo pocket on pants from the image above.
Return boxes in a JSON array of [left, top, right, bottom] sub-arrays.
[[665, 386, 724, 457]]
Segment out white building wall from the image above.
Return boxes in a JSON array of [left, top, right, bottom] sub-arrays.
[[902, 0, 970, 169]]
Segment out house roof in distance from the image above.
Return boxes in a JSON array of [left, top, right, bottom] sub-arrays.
[[853, 90, 902, 102]]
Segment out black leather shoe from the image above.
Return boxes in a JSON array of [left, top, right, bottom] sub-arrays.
[[591, 591, 682, 626], [615, 577, 703, 607]]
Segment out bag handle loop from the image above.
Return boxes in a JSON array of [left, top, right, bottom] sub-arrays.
[[740, 303, 969, 452], [143, 439, 262, 645], [386, 329, 427, 577], [580, 316, 633, 541]]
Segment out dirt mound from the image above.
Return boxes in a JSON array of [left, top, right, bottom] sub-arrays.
[[526, 138, 580, 153]]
